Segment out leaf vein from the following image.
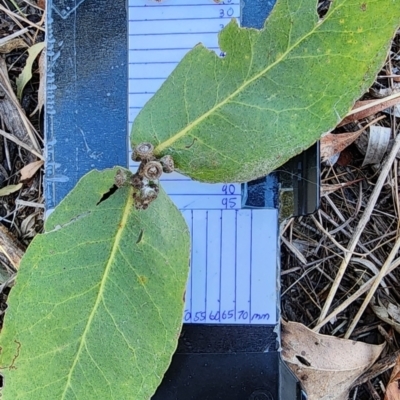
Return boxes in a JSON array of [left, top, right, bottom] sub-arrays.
[[84, 341, 113, 394], [187, 134, 241, 165], [101, 299, 146, 389], [60, 193, 134, 399], [117, 248, 166, 328], [154, 1, 347, 154]]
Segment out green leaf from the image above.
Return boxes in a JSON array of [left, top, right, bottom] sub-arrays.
[[16, 42, 45, 100], [0, 167, 190, 400], [131, 0, 400, 183], [0, 183, 22, 197]]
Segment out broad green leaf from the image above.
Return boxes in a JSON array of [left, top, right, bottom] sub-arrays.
[[131, 0, 400, 183], [0, 167, 190, 400]]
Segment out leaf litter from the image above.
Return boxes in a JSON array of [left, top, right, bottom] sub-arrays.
[[0, 1, 398, 400], [282, 25, 400, 400], [282, 320, 384, 400], [15, 40, 44, 99], [384, 354, 400, 400], [0, 0, 44, 332]]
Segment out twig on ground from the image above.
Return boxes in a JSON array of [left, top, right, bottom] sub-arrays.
[[344, 235, 400, 338], [313, 257, 400, 331], [0, 224, 24, 270], [0, 4, 44, 32], [316, 133, 400, 328], [0, 27, 29, 46], [366, 380, 381, 400], [281, 236, 308, 264], [0, 58, 42, 152], [339, 92, 400, 126], [0, 128, 43, 160], [311, 213, 365, 256]]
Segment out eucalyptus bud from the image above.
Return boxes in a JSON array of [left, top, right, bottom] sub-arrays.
[[142, 161, 163, 180], [159, 155, 174, 173], [132, 142, 154, 162]]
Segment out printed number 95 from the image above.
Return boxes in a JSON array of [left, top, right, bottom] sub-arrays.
[[222, 198, 237, 208]]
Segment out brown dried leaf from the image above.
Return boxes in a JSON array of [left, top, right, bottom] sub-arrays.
[[0, 38, 28, 53], [19, 160, 43, 181], [339, 92, 400, 126], [353, 350, 400, 388], [281, 321, 384, 400], [321, 130, 363, 162], [384, 355, 400, 400], [321, 116, 386, 163], [336, 148, 353, 166]]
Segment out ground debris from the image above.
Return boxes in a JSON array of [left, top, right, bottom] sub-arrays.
[[281, 28, 400, 400], [0, 1, 44, 335]]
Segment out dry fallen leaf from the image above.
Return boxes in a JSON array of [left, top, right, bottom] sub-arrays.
[[321, 116, 386, 164], [0, 183, 23, 197], [30, 46, 45, 116], [0, 58, 40, 153], [354, 125, 391, 166], [0, 38, 28, 54], [339, 93, 400, 126], [386, 104, 400, 118], [384, 355, 400, 400], [281, 320, 385, 400], [371, 297, 400, 334], [20, 211, 41, 239], [19, 160, 44, 181], [16, 41, 45, 100], [321, 130, 364, 163]]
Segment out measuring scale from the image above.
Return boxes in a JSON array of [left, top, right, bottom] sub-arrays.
[[129, 1, 277, 327]]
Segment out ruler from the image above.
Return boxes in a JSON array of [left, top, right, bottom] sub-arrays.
[[129, 0, 277, 325]]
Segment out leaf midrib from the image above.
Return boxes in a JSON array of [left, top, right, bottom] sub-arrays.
[[60, 191, 133, 399], [154, 8, 338, 154]]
